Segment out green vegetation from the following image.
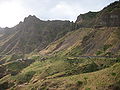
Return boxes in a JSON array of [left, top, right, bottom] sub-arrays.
[[111, 72, 117, 76], [5, 59, 34, 72], [85, 88, 91, 90], [96, 50, 103, 55], [103, 44, 112, 52], [76, 80, 83, 86], [0, 1, 120, 90], [0, 53, 120, 90], [14, 71, 35, 84], [96, 44, 112, 56], [30, 55, 41, 61], [67, 46, 82, 56]]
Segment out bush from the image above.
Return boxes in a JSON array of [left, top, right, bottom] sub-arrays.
[[16, 71, 35, 84], [76, 81, 83, 86], [67, 46, 82, 56], [10, 54, 24, 60], [96, 51, 103, 55], [116, 57, 120, 62], [82, 63, 98, 73], [85, 88, 91, 90], [31, 56, 40, 60], [103, 44, 112, 52], [111, 72, 116, 76]]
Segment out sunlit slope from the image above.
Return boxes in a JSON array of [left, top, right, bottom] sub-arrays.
[[0, 56, 119, 90], [40, 27, 120, 56]]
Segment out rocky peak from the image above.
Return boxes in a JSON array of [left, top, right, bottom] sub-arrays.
[[75, 1, 120, 28], [23, 15, 42, 24]]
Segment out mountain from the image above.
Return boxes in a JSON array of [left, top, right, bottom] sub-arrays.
[[0, 15, 74, 55], [40, 1, 120, 56], [0, 1, 120, 90], [40, 27, 120, 56], [76, 1, 120, 28]]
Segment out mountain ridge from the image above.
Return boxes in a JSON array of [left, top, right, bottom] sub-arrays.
[[0, 1, 120, 90], [0, 15, 74, 55]]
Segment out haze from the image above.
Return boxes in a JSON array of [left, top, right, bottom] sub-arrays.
[[0, 0, 118, 28]]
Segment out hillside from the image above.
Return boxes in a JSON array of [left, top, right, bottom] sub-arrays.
[[40, 27, 120, 56], [76, 1, 120, 28], [0, 15, 74, 55], [0, 1, 120, 90], [41, 1, 120, 56]]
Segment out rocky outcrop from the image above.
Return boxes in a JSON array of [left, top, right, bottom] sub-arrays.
[[95, 1, 120, 27], [75, 11, 98, 28], [0, 15, 74, 54], [76, 1, 120, 28]]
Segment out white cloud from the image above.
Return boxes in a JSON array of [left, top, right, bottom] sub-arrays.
[[0, 0, 27, 27], [0, 0, 118, 27]]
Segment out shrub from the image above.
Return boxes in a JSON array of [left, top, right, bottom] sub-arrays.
[[96, 50, 103, 55], [116, 57, 120, 62], [31, 56, 40, 60], [103, 44, 112, 52], [82, 63, 98, 73], [67, 46, 82, 56], [10, 54, 24, 60], [16, 71, 35, 84], [85, 88, 91, 90], [76, 81, 83, 86], [111, 72, 116, 76]]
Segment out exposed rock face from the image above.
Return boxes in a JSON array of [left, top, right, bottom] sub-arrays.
[[0, 1, 119, 55], [76, 1, 120, 28], [75, 12, 98, 28], [0, 15, 74, 54], [96, 1, 120, 27], [40, 27, 120, 56], [40, 1, 120, 56]]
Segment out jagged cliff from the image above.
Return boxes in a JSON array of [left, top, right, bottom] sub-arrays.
[[76, 1, 120, 28], [40, 1, 120, 56], [0, 15, 74, 55], [0, 1, 120, 90]]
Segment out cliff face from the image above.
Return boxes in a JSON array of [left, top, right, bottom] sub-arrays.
[[40, 1, 120, 56], [0, 1, 120, 90], [0, 15, 74, 54], [75, 12, 98, 28], [0, 1, 119, 55], [96, 1, 120, 27], [40, 27, 120, 56], [76, 1, 120, 28]]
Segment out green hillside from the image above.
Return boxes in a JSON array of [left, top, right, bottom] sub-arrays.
[[0, 1, 120, 90]]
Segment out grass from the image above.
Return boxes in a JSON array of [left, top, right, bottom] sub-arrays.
[[0, 54, 120, 90], [66, 46, 82, 56], [5, 59, 34, 72], [14, 71, 35, 84]]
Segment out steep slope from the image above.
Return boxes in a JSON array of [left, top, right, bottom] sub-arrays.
[[40, 28, 93, 55], [0, 55, 120, 90], [40, 1, 120, 56], [0, 15, 74, 55], [76, 11, 98, 28], [0, 1, 120, 90], [40, 27, 120, 56], [76, 1, 120, 28]]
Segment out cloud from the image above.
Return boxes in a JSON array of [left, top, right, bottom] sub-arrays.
[[0, 0, 118, 27], [21, 0, 118, 21]]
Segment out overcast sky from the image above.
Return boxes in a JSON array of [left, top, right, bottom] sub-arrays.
[[0, 0, 118, 28]]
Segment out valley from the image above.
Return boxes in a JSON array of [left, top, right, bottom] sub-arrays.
[[0, 1, 120, 90]]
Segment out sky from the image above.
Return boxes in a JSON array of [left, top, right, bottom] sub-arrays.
[[0, 0, 118, 28]]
